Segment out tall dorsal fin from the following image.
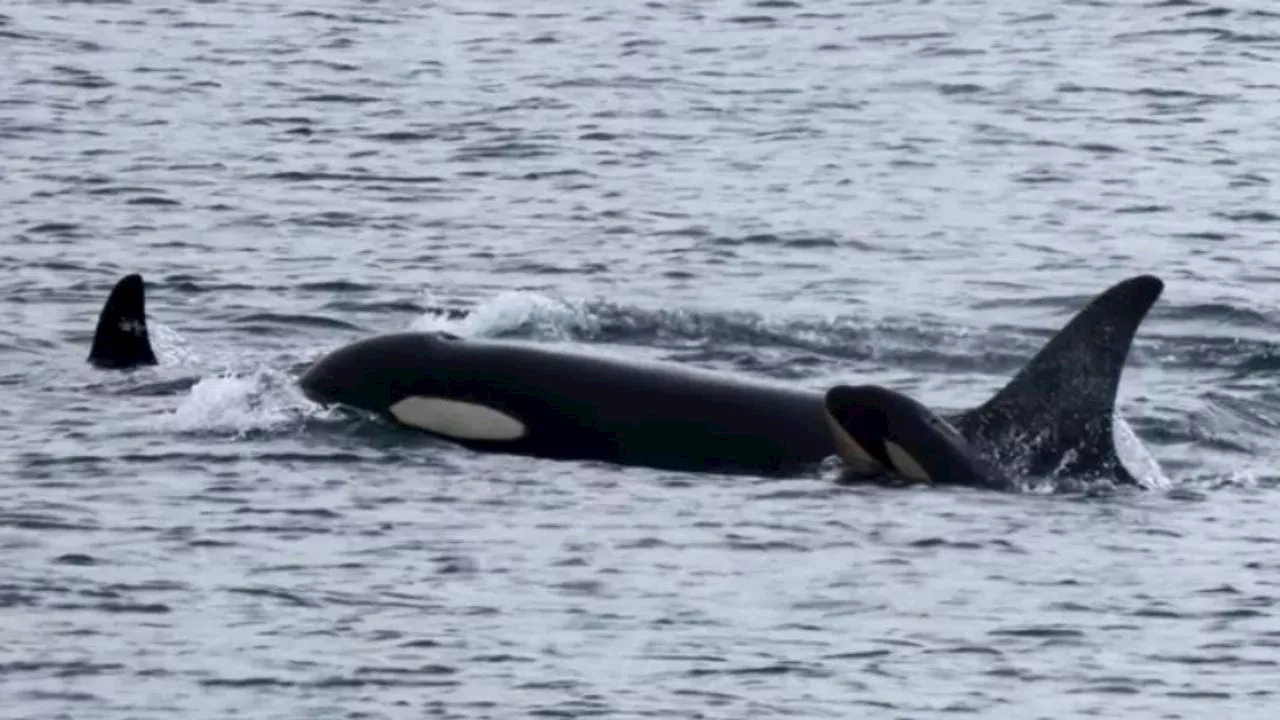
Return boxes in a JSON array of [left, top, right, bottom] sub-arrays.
[[949, 275, 1163, 484], [88, 273, 158, 370]]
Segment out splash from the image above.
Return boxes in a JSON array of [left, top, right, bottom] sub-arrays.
[[160, 367, 317, 437], [965, 413, 1170, 493], [409, 289, 599, 340], [1113, 414, 1172, 490], [149, 322, 201, 366]]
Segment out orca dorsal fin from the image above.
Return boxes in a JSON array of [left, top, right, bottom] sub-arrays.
[[949, 274, 1163, 485], [88, 273, 159, 370]]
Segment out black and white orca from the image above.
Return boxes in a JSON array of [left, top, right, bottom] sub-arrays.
[[822, 384, 1012, 490], [86, 272, 1164, 489]]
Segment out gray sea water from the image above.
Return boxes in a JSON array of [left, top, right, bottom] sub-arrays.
[[4, 1, 1280, 718]]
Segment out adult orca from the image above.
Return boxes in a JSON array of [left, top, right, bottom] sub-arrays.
[[294, 275, 1164, 486], [85, 272, 1164, 487]]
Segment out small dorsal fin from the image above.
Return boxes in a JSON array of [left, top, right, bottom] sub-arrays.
[[88, 273, 158, 370], [949, 275, 1163, 484]]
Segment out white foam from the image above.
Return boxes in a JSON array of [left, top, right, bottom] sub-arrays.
[[409, 289, 597, 339], [1113, 414, 1172, 490], [149, 322, 201, 366], [161, 368, 315, 436]]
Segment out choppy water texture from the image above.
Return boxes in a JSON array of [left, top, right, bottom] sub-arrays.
[[4, 1, 1280, 717]]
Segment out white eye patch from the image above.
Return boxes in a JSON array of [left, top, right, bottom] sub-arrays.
[[823, 411, 885, 473], [389, 396, 526, 441], [884, 441, 931, 483]]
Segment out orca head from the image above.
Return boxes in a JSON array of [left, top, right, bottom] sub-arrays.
[[298, 332, 528, 442], [823, 385, 932, 483], [88, 273, 159, 370], [824, 384, 1010, 489]]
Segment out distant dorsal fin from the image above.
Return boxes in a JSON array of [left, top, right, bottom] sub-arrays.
[[88, 273, 158, 370], [949, 275, 1163, 484]]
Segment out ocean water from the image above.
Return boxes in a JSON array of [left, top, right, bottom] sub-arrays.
[[4, 1, 1280, 718]]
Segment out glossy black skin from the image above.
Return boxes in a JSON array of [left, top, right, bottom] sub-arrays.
[[297, 273, 1164, 486], [824, 384, 1014, 491], [299, 332, 838, 476], [88, 274, 157, 370], [91, 271, 1166, 489]]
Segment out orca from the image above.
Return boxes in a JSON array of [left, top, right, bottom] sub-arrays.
[[823, 384, 1013, 490], [294, 275, 1164, 486], [88, 273, 158, 370], [297, 332, 841, 476], [948, 275, 1160, 486], [85, 271, 1164, 488]]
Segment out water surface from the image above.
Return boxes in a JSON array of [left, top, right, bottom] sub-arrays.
[[3, 1, 1280, 718]]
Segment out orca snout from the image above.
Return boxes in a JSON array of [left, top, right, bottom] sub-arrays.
[[825, 384, 946, 483], [298, 350, 383, 411], [824, 383, 1009, 489], [298, 358, 353, 407], [298, 331, 531, 443], [298, 332, 439, 412]]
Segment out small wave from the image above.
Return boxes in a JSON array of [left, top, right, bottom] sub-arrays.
[[400, 288, 1118, 380], [1235, 348, 1280, 373], [1159, 302, 1280, 331], [408, 289, 598, 340], [164, 280, 258, 295], [256, 171, 445, 184], [361, 130, 439, 143], [323, 299, 437, 316], [232, 313, 365, 333], [859, 32, 955, 43], [25, 222, 84, 236], [296, 93, 382, 104], [710, 232, 844, 249], [297, 280, 376, 293], [1216, 210, 1280, 223]]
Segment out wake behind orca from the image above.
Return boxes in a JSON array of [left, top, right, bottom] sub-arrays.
[[86, 272, 1165, 490]]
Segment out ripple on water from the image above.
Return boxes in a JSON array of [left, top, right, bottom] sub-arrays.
[[4, 1, 1280, 718]]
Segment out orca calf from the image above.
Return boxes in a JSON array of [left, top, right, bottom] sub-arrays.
[[823, 384, 1013, 490], [86, 272, 1164, 488]]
